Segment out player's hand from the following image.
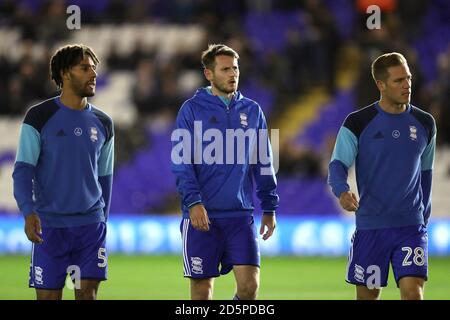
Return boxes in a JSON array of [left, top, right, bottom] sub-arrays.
[[339, 191, 359, 212], [260, 214, 276, 241], [24, 213, 43, 244], [189, 204, 210, 232]]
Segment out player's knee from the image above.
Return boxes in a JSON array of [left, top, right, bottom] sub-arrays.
[[190, 279, 213, 300], [36, 290, 62, 300], [75, 288, 97, 300], [356, 287, 380, 300], [401, 287, 423, 300], [192, 289, 212, 300], [399, 277, 424, 300], [75, 281, 100, 300], [237, 280, 259, 300]]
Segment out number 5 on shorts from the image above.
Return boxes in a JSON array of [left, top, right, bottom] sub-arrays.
[[98, 247, 107, 268]]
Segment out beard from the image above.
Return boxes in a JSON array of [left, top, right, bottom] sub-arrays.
[[69, 73, 95, 97], [73, 83, 95, 97], [212, 79, 237, 94]]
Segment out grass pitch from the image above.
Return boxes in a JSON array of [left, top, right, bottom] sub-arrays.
[[0, 255, 449, 300]]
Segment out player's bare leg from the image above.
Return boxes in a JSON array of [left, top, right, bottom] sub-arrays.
[[190, 278, 214, 300], [36, 289, 63, 300], [233, 265, 259, 300], [399, 277, 424, 300], [355, 285, 381, 300], [75, 279, 101, 300]]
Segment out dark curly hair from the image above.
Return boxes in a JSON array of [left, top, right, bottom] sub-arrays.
[[50, 44, 99, 89]]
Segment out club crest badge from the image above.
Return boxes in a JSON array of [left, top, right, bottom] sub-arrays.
[[240, 113, 248, 128], [191, 257, 203, 274], [90, 127, 98, 142], [409, 126, 417, 141]]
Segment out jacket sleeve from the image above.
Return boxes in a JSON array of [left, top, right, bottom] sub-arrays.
[[171, 102, 203, 208], [251, 106, 279, 215], [420, 122, 436, 226], [98, 121, 114, 222], [12, 120, 41, 217], [327, 123, 358, 198]]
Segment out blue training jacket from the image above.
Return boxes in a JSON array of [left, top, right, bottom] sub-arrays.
[[12, 96, 114, 228], [171, 87, 279, 219], [328, 102, 436, 230]]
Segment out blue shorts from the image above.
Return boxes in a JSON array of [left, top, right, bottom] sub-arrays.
[[29, 222, 108, 289], [181, 216, 260, 278], [346, 224, 428, 288]]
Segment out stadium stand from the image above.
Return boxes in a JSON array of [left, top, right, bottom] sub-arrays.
[[0, 0, 449, 218]]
